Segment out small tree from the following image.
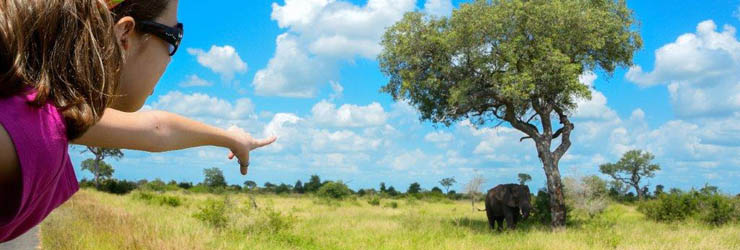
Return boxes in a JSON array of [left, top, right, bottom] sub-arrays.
[[203, 167, 227, 189], [82, 147, 123, 189], [464, 174, 486, 212], [305, 175, 322, 193], [518, 173, 532, 185], [407, 182, 422, 194], [600, 150, 661, 200], [294, 180, 305, 194], [439, 177, 456, 194], [654, 184, 665, 196], [379, 182, 387, 194], [244, 180, 257, 190], [81, 159, 114, 186]]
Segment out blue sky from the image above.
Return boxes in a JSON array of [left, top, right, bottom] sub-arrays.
[[71, 0, 740, 194]]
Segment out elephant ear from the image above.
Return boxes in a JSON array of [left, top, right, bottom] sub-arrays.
[[494, 186, 517, 207]]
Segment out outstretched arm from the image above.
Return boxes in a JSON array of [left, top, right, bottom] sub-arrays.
[[72, 108, 276, 175]]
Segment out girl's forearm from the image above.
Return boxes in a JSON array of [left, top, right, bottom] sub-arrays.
[[153, 111, 237, 152]]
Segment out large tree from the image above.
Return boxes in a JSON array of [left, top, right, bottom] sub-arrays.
[[599, 150, 660, 200], [378, 0, 641, 228], [82, 147, 123, 189]]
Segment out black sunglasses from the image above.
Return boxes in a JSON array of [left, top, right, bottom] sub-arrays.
[[138, 21, 184, 56]]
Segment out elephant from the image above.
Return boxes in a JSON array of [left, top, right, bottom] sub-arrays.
[[483, 184, 532, 231]]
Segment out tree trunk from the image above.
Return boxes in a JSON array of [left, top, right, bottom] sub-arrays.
[[537, 145, 567, 228], [94, 156, 101, 190], [634, 184, 643, 200]]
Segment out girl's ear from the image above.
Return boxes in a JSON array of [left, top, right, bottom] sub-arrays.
[[113, 16, 135, 50]]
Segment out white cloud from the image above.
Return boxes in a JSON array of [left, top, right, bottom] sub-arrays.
[[187, 45, 248, 80], [151, 91, 254, 120], [179, 74, 213, 88], [626, 20, 740, 118], [254, 0, 418, 97], [252, 34, 332, 97], [424, 131, 454, 148], [574, 72, 618, 121], [424, 0, 453, 17], [310, 100, 387, 127]]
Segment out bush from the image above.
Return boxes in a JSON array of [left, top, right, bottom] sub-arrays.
[[384, 201, 398, 209], [638, 192, 698, 222], [638, 190, 738, 225], [98, 179, 138, 194], [533, 189, 552, 224], [368, 196, 381, 206], [317, 181, 352, 200], [701, 195, 735, 226], [564, 176, 609, 218], [193, 198, 230, 229], [131, 191, 183, 207]]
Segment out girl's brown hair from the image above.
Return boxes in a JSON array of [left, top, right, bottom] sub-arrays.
[[0, 0, 168, 140]]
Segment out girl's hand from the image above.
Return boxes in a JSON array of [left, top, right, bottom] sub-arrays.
[[226, 126, 277, 175]]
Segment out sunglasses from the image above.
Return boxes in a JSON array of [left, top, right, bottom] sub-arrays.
[[138, 21, 184, 56]]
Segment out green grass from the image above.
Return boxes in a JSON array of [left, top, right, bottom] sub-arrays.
[[40, 189, 740, 250]]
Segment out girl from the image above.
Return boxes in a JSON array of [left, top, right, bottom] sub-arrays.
[[0, 0, 276, 242]]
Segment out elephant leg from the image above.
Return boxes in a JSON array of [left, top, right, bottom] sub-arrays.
[[495, 217, 504, 231], [513, 211, 520, 225], [505, 213, 516, 230]]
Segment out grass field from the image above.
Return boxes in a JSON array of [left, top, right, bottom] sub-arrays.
[[40, 189, 740, 250]]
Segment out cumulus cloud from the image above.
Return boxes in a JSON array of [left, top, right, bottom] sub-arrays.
[[424, 131, 454, 148], [179, 74, 213, 88], [573, 71, 619, 121], [626, 20, 740, 118], [187, 45, 248, 80], [252, 34, 332, 97], [310, 100, 388, 127], [254, 0, 451, 98], [151, 91, 254, 120]]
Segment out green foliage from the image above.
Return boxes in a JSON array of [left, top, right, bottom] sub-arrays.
[[534, 189, 552, 224], [97, 179, 138, 194], [317, 181, 352, 200], [702, 195, 735, 226], [384, 201, 399, 209], [293, 180, 305, 193], [193, 197, 230, 229], [203, 167, 227, 189], [518, 173, 532, 185], [304, 175, 322, 193], [431, 187, 443, 194], [378, 0, 641, 127], [244, 180, 257, 190], [257, 207, 295, 234], [407, 182, 422, 194], [81, 159, 114, 181], [638, 190, 739, 226], [439, 178, 456, 194], [132, 191, 183, 207], [368, 196, 381, 206]]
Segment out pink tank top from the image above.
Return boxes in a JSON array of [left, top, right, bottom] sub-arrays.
[[0, 87, 79, 242]]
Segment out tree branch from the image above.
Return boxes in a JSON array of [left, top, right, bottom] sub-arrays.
[[552, 106, 574, 162]]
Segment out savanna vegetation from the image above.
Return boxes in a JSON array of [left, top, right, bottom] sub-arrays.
[[43, 162, 740, 249]]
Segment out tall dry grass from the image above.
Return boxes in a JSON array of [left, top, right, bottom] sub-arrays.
[[41, 189, 740, 250]]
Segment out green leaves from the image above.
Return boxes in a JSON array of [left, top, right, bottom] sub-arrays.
[[378, 0, 642, 126]]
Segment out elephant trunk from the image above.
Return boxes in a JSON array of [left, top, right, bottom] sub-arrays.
[[520, 200, 532, 219]]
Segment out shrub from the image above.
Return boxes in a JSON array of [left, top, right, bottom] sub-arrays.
[[638, 190, 739, 225], [368, 196, 381, 206], [98, 179, 138, 194], [564, 176, 609, 218], [193, 198, 230, 229], [701, 194, 735, 226], [317, 181, 352, 200], [638, 192, 698, 222], [384, 201, 398, 209], [258, 207, 295, 233], [131, 191, 182, 207], [533, 189, 552, 224]]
